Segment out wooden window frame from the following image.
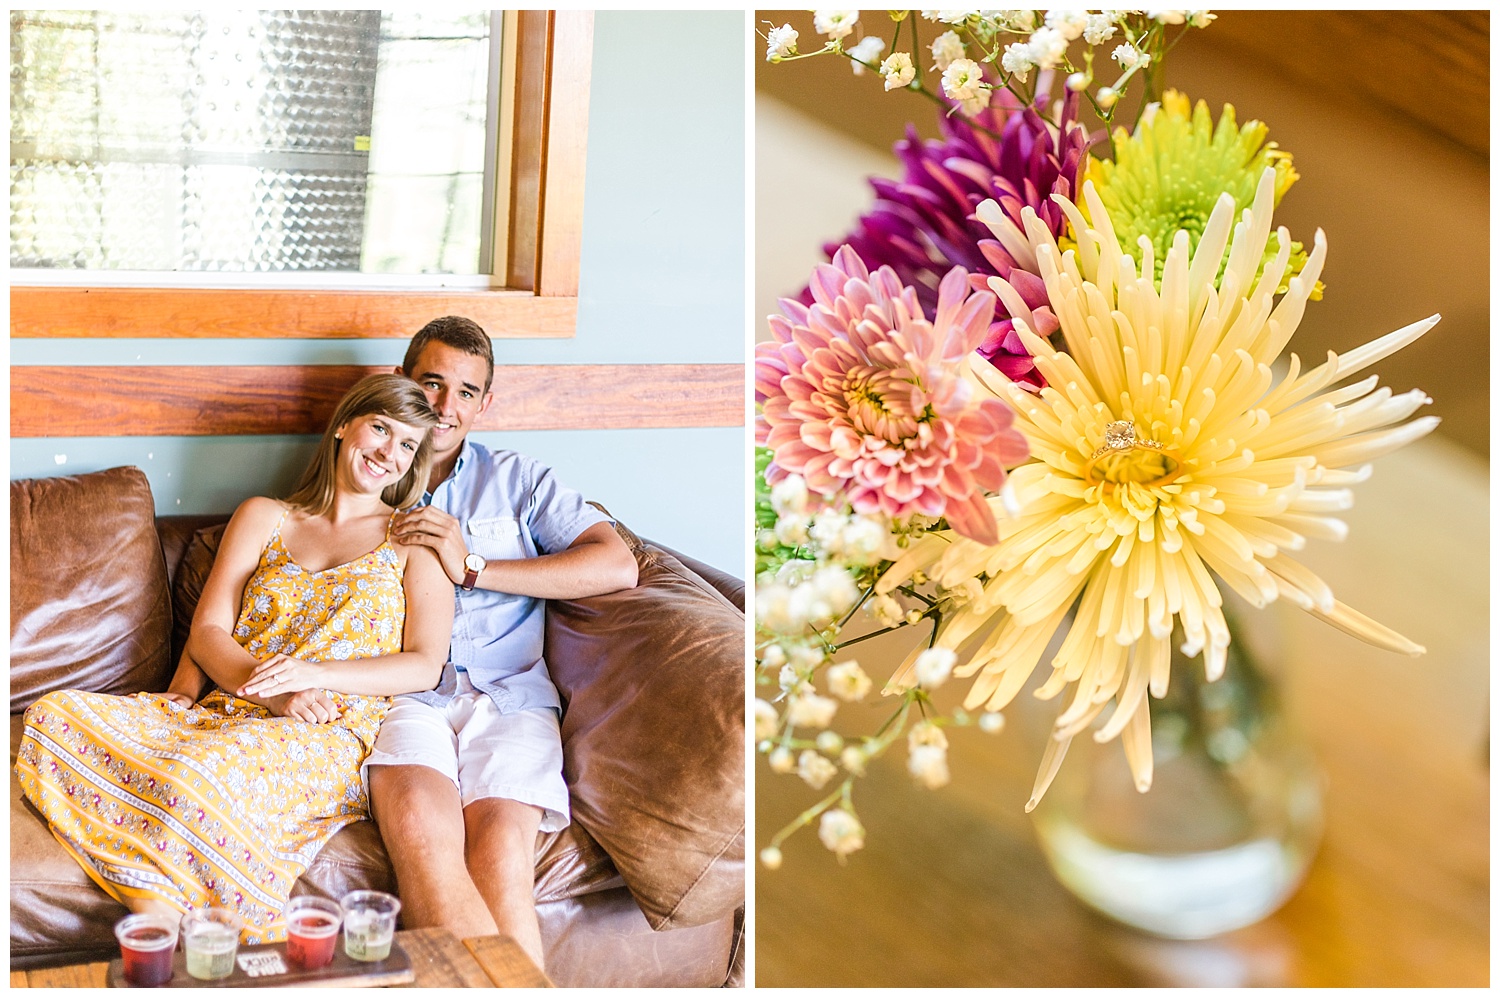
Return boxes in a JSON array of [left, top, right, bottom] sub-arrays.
[[9, 10, 593, 340]]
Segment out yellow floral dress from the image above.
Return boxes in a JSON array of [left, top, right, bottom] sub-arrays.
[[16, 508, 406, 942]]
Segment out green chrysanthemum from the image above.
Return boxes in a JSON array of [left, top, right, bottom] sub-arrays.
[[1077, 89, 1322, 299]]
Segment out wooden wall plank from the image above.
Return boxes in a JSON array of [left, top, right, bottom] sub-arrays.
[[538, 11, 593, 297], [10, 287, 576, 339], [12, 364, 744, 437]]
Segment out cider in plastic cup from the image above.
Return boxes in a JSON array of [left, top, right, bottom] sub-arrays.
[[114, 913, 179, 987], [284, 896, 343, 970], [180, 908, 243, 980], [340, 890, 401, 962]]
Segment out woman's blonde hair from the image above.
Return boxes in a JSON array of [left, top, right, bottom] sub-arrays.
[[285, 374, 439, 516]]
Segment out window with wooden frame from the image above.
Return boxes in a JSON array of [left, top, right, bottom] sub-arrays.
[[10, 10, 593, 341]]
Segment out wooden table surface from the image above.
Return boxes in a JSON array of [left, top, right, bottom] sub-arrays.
[[754, 435, 1489, 987], [10, 927, 551, 989]]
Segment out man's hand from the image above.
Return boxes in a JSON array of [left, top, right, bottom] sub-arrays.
[[267, 689, 342, 724], [238, 653, 324, 698], [392, 506, 468, 585]]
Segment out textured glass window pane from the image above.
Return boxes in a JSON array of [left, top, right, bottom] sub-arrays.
[[9, 9, 492, 276]]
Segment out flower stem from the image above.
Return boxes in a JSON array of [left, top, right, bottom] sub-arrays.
[[767, 781, 851, 849]]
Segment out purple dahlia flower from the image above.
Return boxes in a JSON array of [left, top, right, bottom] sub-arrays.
[[814, 85, 1094, 389]]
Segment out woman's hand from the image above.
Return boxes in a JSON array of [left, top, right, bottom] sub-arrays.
[[238, 653, 325, 699], [158, 692, 197, 709], [267, 689, 342, 724]]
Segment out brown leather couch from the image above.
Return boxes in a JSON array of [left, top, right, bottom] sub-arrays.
[[10, 466, 746, 987]]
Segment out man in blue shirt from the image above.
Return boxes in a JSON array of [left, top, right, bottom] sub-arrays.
[[364, 316, 638, 971]]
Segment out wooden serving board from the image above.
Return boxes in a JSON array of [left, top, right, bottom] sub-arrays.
[[105, 939, 413, 988]]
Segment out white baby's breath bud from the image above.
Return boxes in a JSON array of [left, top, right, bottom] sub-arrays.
[[1112, 43, 1149, 71], [1043, 10, 1087, 41], [798, 749, 839, 789], [765, 23, 798, 62], [769, 474, 808, 516], [929, 30, 965, 71], [787, 692, 839, 729], [773, 558, 816, 587], [908, 720, 949, 750], [840, 515, 890, 565], [815, 730, 844, 754], [914, 647, 957, 689], [808, 511, 848, 553], [1082, 13, 1117, 44], [908, 743, 951, 788], [761, 643, 787, 670], [778, 663, 799, 691], [979, 711, 1007, 734], [1095, 86, 1118, 108], [847, 35, 885, 73], [1149, 9, 1188, 24], [754, 698, 780, 742], [1000, 41, 1034, 82], [1065, 71, 1088, 92], [840, 744, 867, 775], [1026, 27, 1068, 70], [880, 51, 916, 90], [957, 93, 991, 118], [755, 582, 801, 634], [1186, 10, 1216, 28], [773, 513, 810, 548], [825, 660, 873, 702], [813, 9, 859, 40], [868, 593, 904, 627], [759, 846, 783, 869], [923, 9, 979, 24], [818, 808, 866, 858], [755, 528, 777, 550], [810, 566, 860, 619], [768, 746, 795, 773], [904, 609, 925, 626], [940, 58, 987, 102], [789, 644, 825, 672]]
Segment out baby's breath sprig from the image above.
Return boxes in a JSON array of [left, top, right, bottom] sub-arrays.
[[754, 450, 1009, 866], [764, 10, 1216, 132]]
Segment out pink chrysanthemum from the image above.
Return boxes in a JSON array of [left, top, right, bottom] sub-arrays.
[[756, 245, 1030, 546]]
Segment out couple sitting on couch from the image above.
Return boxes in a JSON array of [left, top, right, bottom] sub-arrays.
[[15, 316, 637, 973]]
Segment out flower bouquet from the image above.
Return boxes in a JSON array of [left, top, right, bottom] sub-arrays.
[[754, 8, 1440, 931]]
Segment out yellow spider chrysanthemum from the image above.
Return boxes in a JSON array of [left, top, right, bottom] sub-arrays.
[[878, 167, 1439, 810]]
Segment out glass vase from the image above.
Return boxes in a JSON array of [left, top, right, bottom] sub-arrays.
[[1029, 621, 1324, 939]]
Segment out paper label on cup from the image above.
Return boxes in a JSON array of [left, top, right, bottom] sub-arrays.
[[237, 950, 289, 977]]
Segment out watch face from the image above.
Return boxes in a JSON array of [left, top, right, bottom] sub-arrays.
[[465, 553, 486, 572]]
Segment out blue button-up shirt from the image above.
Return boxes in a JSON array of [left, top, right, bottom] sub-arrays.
[[400, 439, 611, 716]]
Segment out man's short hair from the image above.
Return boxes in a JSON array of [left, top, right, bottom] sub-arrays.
[[403, 316, 495, 392]]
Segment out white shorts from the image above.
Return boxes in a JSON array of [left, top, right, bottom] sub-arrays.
[[362, 672, 570, 833]]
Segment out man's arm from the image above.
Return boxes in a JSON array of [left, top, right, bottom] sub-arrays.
[[392, 511, 638, 599]]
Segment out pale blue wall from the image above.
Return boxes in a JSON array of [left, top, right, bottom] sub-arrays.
[[10, 11, 747, 575]]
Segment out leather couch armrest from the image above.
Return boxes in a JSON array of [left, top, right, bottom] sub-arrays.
[[546, 544, 746, 930], [644, 540, 744, 612], [11, 467, 173, 711]]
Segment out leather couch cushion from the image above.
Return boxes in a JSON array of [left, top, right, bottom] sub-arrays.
[[169, 521, 227, 665], [10, 715, 126, 962], [539, 887, 736, 987], [11, 467, 172, 712], [546, 543, 746, 930]]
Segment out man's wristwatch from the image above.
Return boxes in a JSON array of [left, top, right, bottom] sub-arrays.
[[461, 552, 487, 591]]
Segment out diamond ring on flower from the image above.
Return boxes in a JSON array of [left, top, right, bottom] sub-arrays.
[[1081, 420, 1183, 488]]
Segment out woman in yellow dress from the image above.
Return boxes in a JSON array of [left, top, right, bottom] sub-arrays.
[[16, 374, 455, 941]]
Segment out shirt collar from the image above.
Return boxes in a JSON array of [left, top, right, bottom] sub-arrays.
[[424, 437, 475, 504]]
